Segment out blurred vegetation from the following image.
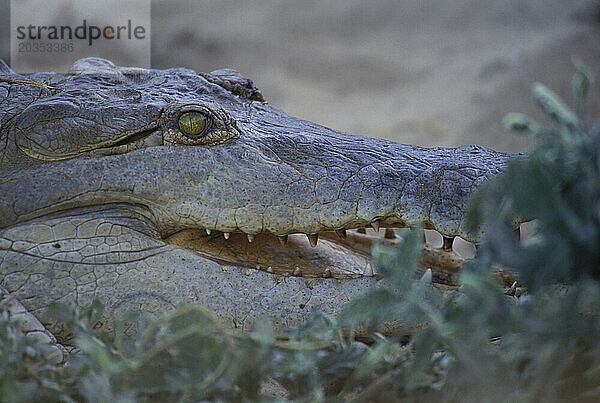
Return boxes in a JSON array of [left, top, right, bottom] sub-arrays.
[[1, 63, 599, 402]]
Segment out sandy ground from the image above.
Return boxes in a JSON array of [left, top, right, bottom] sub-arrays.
[[151, 0, 600, 153]]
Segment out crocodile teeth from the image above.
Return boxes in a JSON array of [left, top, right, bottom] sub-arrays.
[[223, 232, 231, 240], [322, 268, 332, 278], [205, 229, 212, 235], [421, 268, 432, 284], [307, 233, 318, 247], [335, 229, 347, 239], [442, 236, 453, 251], [508, 281, 518, 296], [292, 267, 302, 276], [364, 263, 374, 276], [247, 234, 255, 243], [370, 219, 380, 232], [278, 235, 288, 246]]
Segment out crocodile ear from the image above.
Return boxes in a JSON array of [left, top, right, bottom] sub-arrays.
[[202, 69, 264, 102], [15, 96, 163, 161]]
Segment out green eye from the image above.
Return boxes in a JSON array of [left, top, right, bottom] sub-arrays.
[[178, 111, 208, 137]]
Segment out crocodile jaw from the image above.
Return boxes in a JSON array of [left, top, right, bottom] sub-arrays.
[[148, 122, 509, 243], [0, 58, 511, 244]]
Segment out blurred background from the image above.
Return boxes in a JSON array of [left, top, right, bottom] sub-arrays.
[[150, 0, 600, 153], [3, 0, 600, 152]]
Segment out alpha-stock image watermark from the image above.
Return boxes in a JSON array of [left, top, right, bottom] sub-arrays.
[[10, 0, 150, 72]]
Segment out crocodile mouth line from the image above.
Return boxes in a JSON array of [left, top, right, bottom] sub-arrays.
[[179, 218, 433, 247], [166, 225, 475, 286], [110, 127, 158, 147], [89, 126, 162, 157]]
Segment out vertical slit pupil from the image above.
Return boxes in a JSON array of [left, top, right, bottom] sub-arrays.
[[179, 111, 206, 137]]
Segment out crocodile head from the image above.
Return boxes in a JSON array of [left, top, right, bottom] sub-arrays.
[[1, 58, 507, 245], [0, 58, 514, 336]]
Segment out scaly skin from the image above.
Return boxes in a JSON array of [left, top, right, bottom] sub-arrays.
[[0, 58, 511, 342]]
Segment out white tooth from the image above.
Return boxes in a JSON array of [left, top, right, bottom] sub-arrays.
[[370, 219, 380, 232], [508, 281, 518, 296], [364, 262, 374, 277], [247, 234, 255, 243], [205, 229, 211, 235], [223, 232, 231, 240], [422, 268, 432, 283]]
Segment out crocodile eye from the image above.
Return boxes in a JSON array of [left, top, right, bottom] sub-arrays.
[[178, 111, 208, 137], [164, 103, 240, 146]]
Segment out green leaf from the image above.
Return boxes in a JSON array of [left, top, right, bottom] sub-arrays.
[[337, 289, 404, 329], [532, 82, 579, 129], [371, 226, 423, 290], [503, 112, 540, 135], [572, 58, 594, 123]]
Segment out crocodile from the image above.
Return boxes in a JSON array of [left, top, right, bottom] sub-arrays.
[[0, 57, 512, 345]]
